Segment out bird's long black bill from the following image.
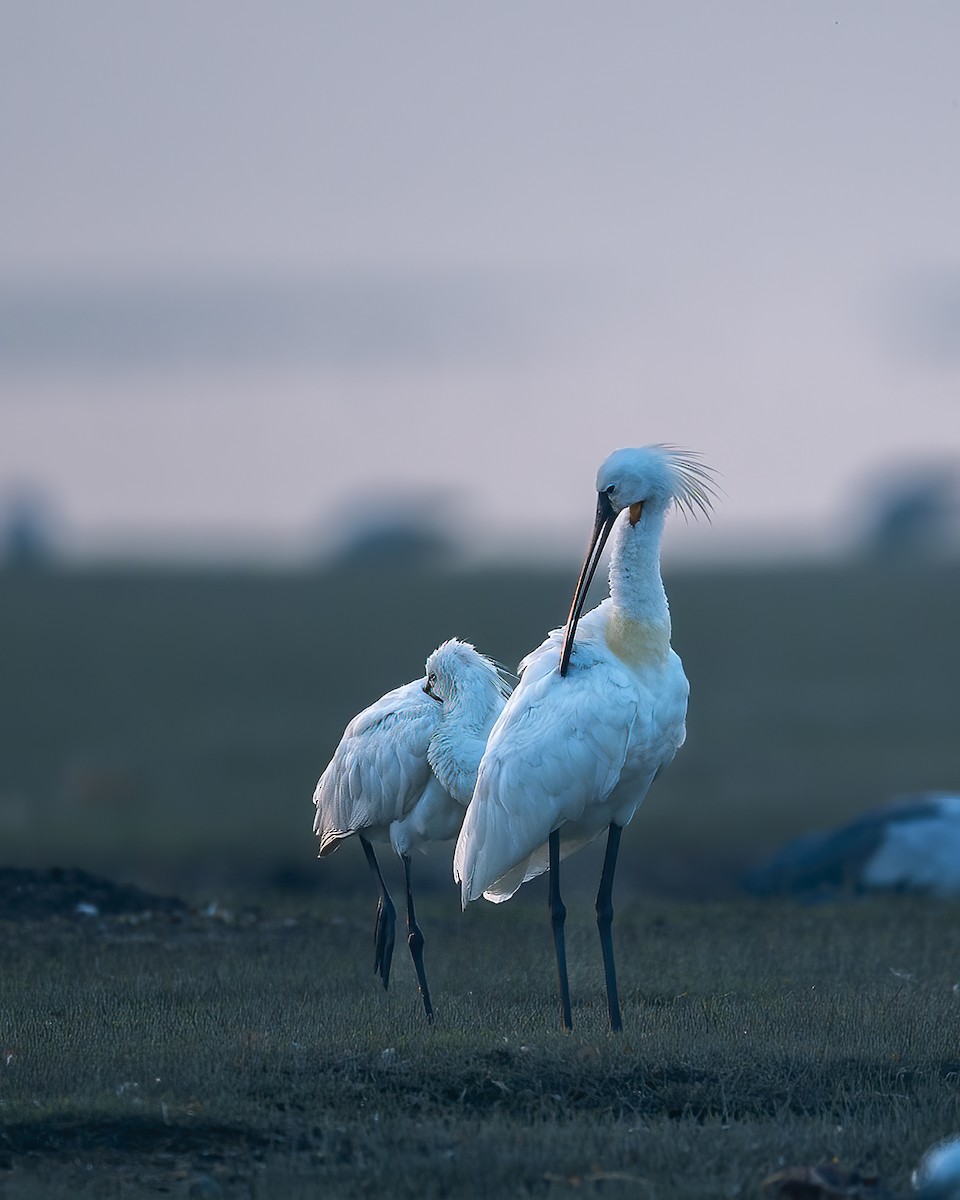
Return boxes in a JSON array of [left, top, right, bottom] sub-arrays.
[[558, 492, 617, 677]]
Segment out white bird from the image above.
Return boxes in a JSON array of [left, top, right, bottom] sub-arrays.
[[746, 793, 960, 898], [454, 445, 717, 1031], [914, 1135, 960, 1199], [313, 638, 510, 1019]]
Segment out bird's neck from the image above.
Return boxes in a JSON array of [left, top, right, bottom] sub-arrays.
[[604, 509, 671, 665], [427, 686, 499, 804]]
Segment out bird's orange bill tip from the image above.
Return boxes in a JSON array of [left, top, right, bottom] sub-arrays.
[[558, 492, 617, 677]]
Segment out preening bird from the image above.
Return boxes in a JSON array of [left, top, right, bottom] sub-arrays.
[[454, 445, 717, 1031], [313, 639, 510, 1020]]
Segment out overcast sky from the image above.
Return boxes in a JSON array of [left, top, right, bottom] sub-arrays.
[[2, 2, 959, 561]]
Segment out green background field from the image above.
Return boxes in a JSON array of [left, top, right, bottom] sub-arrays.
[[1, 561, 957, 900], [3, 561, 960, 1198]]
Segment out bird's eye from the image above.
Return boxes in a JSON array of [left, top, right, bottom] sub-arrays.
[[428, 672, 437, 684], [604, 483, 617, 496]]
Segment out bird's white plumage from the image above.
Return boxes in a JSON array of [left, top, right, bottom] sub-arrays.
[[455, 599, 688, 902], [313, 639, 509, 860], [745, 793, 960, 898], [313, 680, 439, 855], [455, 445, 711, 906], [861, 795, 960, 895], [913, 1135, 960, 1198], [456, 622, 638, 900]]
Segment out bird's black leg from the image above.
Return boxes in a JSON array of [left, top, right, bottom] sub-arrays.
[[549, 829, 573, 1030], [360, 835, 396, 990], [402, 854, 434, 1022], [596, 822, 623, 1032]]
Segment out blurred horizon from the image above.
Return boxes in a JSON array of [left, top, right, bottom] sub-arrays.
[[2, 442, 960, 567], [2, 3, 959, 568]]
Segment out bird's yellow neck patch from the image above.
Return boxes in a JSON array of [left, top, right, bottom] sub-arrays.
[[604, 609, 671, 667]]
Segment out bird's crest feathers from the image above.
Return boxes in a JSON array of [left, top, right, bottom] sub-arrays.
[[598, 444, 720, 523], [655, 444, 720, 522]]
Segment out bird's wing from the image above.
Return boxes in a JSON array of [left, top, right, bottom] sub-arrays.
[[313, 680, 440, 856], [390, 773, 465, 857], [453, 652, 639, 904]]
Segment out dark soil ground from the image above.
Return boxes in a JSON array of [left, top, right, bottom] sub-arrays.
[[0, 867, 188, 922]]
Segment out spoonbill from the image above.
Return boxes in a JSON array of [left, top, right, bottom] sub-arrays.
[[914, 1135, 960, 1199], [745, 792, 960, 898], [313, 638, 510, 1020], [454, 445, 717, 1031]]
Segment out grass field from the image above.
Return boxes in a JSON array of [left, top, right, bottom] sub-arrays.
[[3, 896, 960, 1197], [1, 561, 959, 1196]]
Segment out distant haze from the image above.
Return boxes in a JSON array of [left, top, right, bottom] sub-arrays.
[[2, 2, 959, 562]]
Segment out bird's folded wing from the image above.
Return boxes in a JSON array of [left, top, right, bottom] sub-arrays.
[[390, 773, 464, 856], [454, 660, 639, 903], [313, 681, 439, 854]]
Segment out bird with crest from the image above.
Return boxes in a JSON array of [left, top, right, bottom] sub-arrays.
[[455, 445, 718, 1031]]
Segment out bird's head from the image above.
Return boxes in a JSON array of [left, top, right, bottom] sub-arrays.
[[597, 445, 717, 524], [423, 639, 511, 705], [559, 445, 718, 676]]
